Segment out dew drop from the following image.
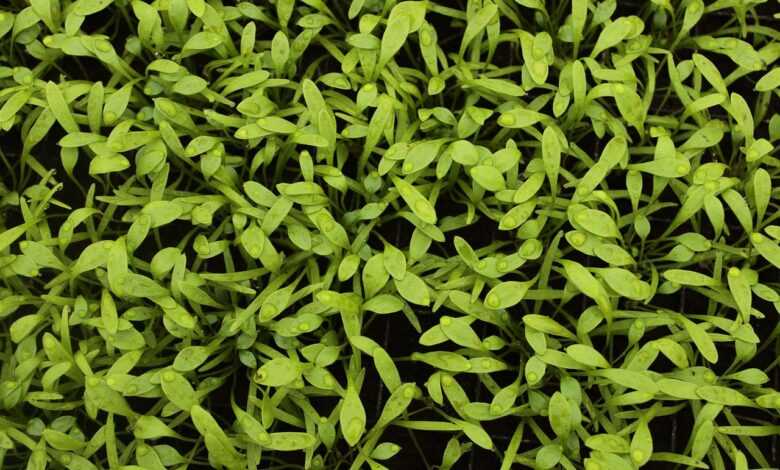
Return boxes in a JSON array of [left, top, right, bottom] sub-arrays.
[[498, 113, 516, 126], [570, 232, 586, 246]]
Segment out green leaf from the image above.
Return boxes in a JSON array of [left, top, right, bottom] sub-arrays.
[[548, 392, 572, 437], [84, 377, 136, 417], [160, 370, 197, 411], [134, 415, 180, 440], [383, 244, 407, 280], [751, 232, 780, 269], [141, 201, 183, 228], [680, 317, 719, 364], [696, 386, 754, 407], [339, 385, 366, 446], [183, 31, 223, 51], [755, 67, 780, 92], [541, 127, 561, 195], [403, 139, 446, 174], [497, 108, 545, 128], [174, 346, 211, 372], [271, 31, 290, 70], [460, 3, 497, 55], [522, 314, 577, 340], [693, 53, 728, 96], [560, 260, 612, 317], [45, 82, 79, 133], [470, 165, 506, 192], [574, 136, 627, 199], [654, 338, 689, 369], [727, 267, 752, 322], [395, 272, 430, 306], [89, 154, 130, 175], [484, 279, 535, 310], [254, 357, 300, 387], [412, 351, 471, 372], [172, 75, 208, 96], [379, 14, 410, 69], [631, 418, 653, 466], [498, 199, 536, 230], [190, 405, 243, 468], [663, 269, 719, 287], [377, 383, 415, 426], [454, 419, 493, 450], [586, 434, 630, 453], [372, 442, 402, 460], [566, 344, 610, 368], [440, 316, 484, 350], [10, 314, 43, 343], [265, 432, 317, 451], [570, 206, 621, 239], [392, 176, 437, 224], [591, 17, 635, 57], [595, 369, 659, 394], [363, 294, 405, 314]]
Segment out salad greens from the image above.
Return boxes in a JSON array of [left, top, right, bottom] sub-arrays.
[[0, 0, 779, 469]]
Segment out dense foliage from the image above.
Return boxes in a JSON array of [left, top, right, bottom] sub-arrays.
[[0, 0, 779, 469]]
